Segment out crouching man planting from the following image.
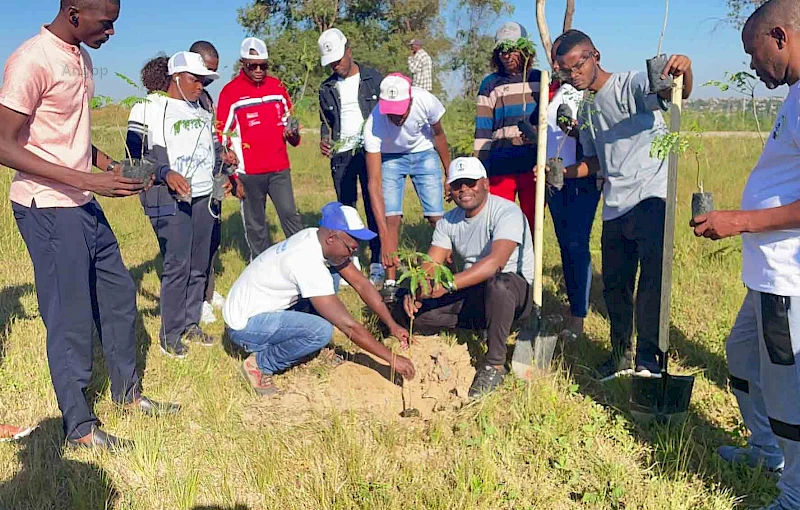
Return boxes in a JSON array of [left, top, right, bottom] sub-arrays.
[[223, 202, 415, 395], [394, 157, 535, 398]]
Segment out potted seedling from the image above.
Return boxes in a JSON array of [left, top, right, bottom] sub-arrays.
[[546, 89, 598, 191], [646, 0, 674, 94], [394, 248, 455, 418], [92, 73, 160, 183], [651, 122, 713, 217]]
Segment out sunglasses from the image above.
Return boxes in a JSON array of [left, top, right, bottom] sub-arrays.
[[334, 233, 358, 256], [450, 178, 480, 191], [244, 62, 269, 72]]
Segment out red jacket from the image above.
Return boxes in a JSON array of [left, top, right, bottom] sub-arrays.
[[216, 71, 296, 175]]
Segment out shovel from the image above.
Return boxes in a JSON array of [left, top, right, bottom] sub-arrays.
[[629, 75, 695, 424], [512, 71, 553, 381]]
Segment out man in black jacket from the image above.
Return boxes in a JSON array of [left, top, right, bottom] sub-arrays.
[[318, 28, 384, 285]]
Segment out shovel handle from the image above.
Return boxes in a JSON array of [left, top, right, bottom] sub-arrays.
[[658, 76, 684, 368]]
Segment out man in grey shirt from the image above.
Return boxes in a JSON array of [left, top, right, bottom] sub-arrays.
[[396, 157, 534, 398], [555, 29, 693, 379]]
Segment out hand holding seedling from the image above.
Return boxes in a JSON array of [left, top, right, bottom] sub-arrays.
[[320, 138, 333, 158], [222, 151, 239, 167], [390, 324, 412, 349], [691, 211, 745, 240], [284, 123, 301, 146], [661, 55, 692, 80], [392, 355, 416, 380], [165, 171, 191, 198], [84, 171, 147, 198], [233, 178, 246, 200]]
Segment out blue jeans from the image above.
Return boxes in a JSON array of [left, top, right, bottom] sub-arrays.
[[227, 310, 334, 374], [546, 176, 601, 318], [381, 149, 444, 217]]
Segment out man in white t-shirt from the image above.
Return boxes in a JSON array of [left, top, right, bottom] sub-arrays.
[[364, 73, 452, 296], [397, 158, 535, 398], [692, 2, 800, 508], [223, 202, 415, 396], [318, 28, 384, 286]]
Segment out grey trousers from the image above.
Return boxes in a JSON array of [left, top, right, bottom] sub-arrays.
[[728, 289, 800, 508], [150, 195, 215, 343], [238, 170, 303, 259]]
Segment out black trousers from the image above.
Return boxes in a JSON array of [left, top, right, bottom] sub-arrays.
[[204, 206, 221, 303], [601, 197, 665, 366], [150, 196, 215, 343], [395, 273, 533, 366], [331, 150, 381, 265], [239, 170, 303, 259], [12, 199, 140, 440]]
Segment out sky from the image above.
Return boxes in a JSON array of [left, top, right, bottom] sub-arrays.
[[0, 0, 780, 102]]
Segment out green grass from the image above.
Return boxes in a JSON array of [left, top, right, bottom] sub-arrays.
[[0, 123, 779, 508]]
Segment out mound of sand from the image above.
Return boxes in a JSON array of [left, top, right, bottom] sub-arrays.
[[243, 337, 476, 425]]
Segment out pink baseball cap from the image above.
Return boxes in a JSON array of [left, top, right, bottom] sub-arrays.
[[379, 73, 412, 116]]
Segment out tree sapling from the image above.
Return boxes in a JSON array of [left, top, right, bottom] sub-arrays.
[[645, 0, 674, 94]]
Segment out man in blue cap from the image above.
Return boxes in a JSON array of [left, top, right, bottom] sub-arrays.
[[223, 202, 415, 395]]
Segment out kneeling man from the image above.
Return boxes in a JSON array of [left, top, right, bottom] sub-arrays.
[[223, 202, 415, 395], [399, 157, 534, 398]]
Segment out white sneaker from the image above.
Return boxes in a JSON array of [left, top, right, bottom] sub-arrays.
[[201, 301, 217, 324], [369, 263, 385, 286], [211, 291, 225, 309]]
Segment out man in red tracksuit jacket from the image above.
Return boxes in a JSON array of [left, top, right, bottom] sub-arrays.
[[217, 37, 303, 259]]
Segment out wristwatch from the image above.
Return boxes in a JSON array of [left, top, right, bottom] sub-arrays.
[[447, 280, 458, 293], [106, 160, 120, 172]]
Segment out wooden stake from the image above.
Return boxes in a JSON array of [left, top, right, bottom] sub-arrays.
[[533, 71, 551, 308]]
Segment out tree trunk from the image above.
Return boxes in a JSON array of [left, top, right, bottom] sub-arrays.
[[536, 0, 553, 67], [563, 0, 575, 32]]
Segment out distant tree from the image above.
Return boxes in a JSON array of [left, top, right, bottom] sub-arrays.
[[726, 0, 768, 28], [450, 0, 514, 98]]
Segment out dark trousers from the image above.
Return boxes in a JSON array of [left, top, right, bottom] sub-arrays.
[[12, 199, 140, 440], [239, 170, 303, 259], [150, 196, 215, 343], [547, 176, 601, 318], [399, 273, 533, 366], [331, 150, 381, 264], [601, 197, 665, 366], [204, 210, 221, 303]]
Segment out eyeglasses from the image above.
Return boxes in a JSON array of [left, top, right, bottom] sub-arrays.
[[245, 62, 268, 72], [557, 51, 594, 79], [450, 178, 480, 191], [334, 233, 358, 256]]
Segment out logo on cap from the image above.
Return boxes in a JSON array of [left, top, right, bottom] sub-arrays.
[[324, 42, 332, 53], [387, 87, 399, 99], [457, 161, 466, 172]]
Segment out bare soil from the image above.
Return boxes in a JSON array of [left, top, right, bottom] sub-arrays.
[[242, 336, 475, 426]]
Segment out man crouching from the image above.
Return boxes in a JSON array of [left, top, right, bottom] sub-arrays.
[[396, 157, 535, 398], [223, 202, 415, 395]]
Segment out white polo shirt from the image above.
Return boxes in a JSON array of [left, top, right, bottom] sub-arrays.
[[741, 81, 800, 296]]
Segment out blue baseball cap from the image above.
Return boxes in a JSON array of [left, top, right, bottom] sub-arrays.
[[319, 202, 377, 241]]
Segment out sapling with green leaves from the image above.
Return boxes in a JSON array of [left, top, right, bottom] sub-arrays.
[[545, 87, 588, 191], [650, 121, 713, 216], [395, 248, 455, 339], [703, 71, 765, 146]]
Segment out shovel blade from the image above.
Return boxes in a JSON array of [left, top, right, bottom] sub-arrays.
[[630, 373, 695, 425], [511, 312, 540, 381]]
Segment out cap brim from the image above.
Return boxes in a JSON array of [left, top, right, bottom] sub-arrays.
[[379, 99, 410, 116], [194, 70, 220, 81], [320, 47, 345, 67], [447, 172, 486, 185], [346, 228, 378, 241]]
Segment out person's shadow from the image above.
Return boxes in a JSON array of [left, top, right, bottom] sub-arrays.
[[0, 417, 118, 509], [0, 284, 35, 365]]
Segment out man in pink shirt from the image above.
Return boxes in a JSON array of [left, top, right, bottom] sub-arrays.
[[0, 0, 179, 451]]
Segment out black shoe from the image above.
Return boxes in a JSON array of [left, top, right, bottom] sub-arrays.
[[67, 425, 133, 451], [183, 325, 215, 347], [125, 395, 181, 416], [160, 336, 189, 359], [596, 355, 634, 382], [468, 364, 508, 399]]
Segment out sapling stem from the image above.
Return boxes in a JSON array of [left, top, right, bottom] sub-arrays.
[[695, 152, 703, 194], [657, 0, 669, 57]]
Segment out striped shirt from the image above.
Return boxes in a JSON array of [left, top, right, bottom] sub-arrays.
[[474, 69, 542, 176], [408, 49, 433, 91]]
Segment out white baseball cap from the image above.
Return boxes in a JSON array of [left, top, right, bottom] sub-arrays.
[[495, 22, 528, 46], [447, 157, 488, 185], [240, 37, 269, 60], [379, 73, 412, 116], [318, 28, 347, 67], [167, 51, 220, 80]]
